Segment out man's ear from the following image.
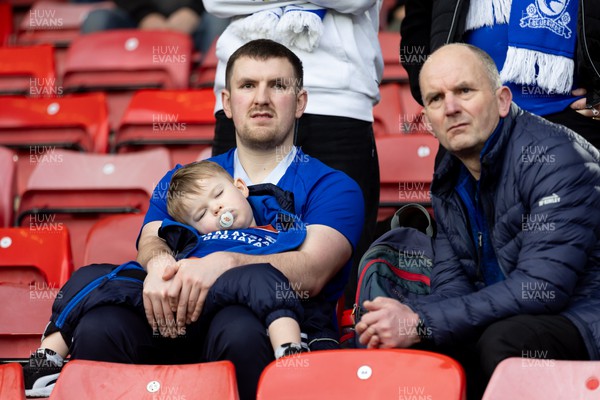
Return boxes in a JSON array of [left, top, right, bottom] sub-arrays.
[[222, 89, 232, 119], [497, 86, 512, 117], [295, 88, 308, 119], [234, 178, 249, 198]]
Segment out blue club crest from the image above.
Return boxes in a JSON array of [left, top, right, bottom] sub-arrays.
[[520, 0, 572, 38]]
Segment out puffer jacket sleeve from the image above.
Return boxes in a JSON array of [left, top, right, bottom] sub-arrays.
[[411, 122, 600, 346]]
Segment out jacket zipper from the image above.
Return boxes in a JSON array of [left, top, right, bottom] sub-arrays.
[[476, 232, 484, 282], [446, 0, 463, 44], [55, 267, 144, 328]]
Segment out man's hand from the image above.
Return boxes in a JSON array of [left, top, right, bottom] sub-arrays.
[[355, 297, 422, 349], [570, 88, 600, 119], [164, 252, 238, 330], [143, 253, 180, 338], [166, 7, 201, 34], [139, 12, 169, 30]]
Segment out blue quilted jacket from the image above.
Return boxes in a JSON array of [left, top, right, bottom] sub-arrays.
[[411, 104, 600, 359]]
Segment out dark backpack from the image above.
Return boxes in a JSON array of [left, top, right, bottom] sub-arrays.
[[347, 204, 435, 347]]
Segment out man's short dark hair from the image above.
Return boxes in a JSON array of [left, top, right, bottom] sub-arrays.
[[225, 39, 304, 92]]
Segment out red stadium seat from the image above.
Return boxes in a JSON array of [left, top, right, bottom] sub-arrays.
[[192, 38, 218, 88], [0, 227, 73, 287], [256, 349, 466, 399], [83, 213, 144, 266], [483, 358, 600, 399], [379, 31, 409, 83], [0, 282, 57, 359], [0, 45, 56, 96], [0, 363, 26, 399], [0, 227, 70, 358], [17, 1, 114, 47], [62, 29, 192, 90], [49, 360, 239, 400], [376, 134, 438, 221], [16, 148, 171, 269], [115, 89, 216, 166], [0, 146, 16, 227], [0, 3, 13, 47], [197, 146, 213, 161], [62, 29, 192, 129], [0, 93, 110, 195], [374, 83, 427, 137], [0, 93, 109, 153]]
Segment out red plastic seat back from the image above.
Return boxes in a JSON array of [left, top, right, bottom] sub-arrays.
[[483, 358, 600, 399], [17, 148, 171, 268], [379, 31, 409, 83], [376, 134, 438, 220], [0, 3, 12, 47], [0, 282, 57, 358], [0, 363, 26, 399], [17, 1, 114, 46], [83, 213, 145, 265], [49, 360, 240, 400], [0, 146, 16, 227], [257, 349, 466, 399], [0, 93, 110, 195], [0, 93, 109, 152], [0, 45, 56, 96], [0, 227, 73, 287], [115, 88, 216, 165], [374, 83, 426, 137], [62, 29, 192, 91], [192, 38, 218, 88]]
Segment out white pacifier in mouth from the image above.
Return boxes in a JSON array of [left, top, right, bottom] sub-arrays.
[[219, 211, 234, 228]]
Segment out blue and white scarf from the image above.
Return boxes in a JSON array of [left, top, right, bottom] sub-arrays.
[[466, 0, 578, 94], [229, 3, 327, 52]]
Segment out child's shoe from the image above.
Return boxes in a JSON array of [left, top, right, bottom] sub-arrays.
[[22, 348, 64, 397]]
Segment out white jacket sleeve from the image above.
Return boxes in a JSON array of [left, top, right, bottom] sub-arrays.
[[202, 0, 378, 17]]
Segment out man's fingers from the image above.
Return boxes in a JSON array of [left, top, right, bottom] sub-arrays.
[[167, 275, 182, 313], [362, 297, 388, 312], [162, 263, 179, 281], [176, 284, 191, 328], [355, 321, 367, 335], [186, 285, 202, 325], [152, 297, 166, 336], [358, 324, 378, 346], [190, 290, 207, 323], [143, 293, 157, 330], [160, 294, 176, 338], [367, 334, 380, 349], [570, 97, 587, 110]]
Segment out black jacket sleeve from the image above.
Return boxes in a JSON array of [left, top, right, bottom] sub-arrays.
[[400, 0, 432, 105]]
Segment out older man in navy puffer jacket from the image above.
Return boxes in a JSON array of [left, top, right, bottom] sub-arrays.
[[356, 43, 600, 397]]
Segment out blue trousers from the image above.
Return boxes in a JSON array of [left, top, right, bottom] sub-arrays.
[[66, 263, 337, 400]]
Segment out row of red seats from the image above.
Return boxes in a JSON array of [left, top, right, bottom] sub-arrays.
[[3, 351, 599, 399], [3, 147, 173, 268], [1, 22, 407, 93], [1, 349, 467, 399], [0, 89, 216, 196], [0, 129, 436, 237], [0, 130, 437, 235]]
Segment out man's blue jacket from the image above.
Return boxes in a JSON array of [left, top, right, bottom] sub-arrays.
[[410, 104, 600, 359]]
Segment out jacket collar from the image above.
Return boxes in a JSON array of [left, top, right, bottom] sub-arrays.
[[431, 103, 523, 197]]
